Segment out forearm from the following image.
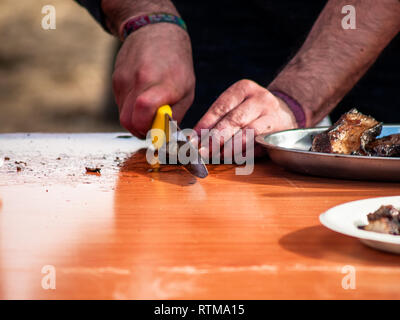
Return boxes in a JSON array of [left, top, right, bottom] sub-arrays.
[[101, 0, 179, 36], [269, 0, 400, 126]]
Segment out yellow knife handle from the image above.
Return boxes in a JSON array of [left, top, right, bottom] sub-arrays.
[[151, 105, 172, 149]]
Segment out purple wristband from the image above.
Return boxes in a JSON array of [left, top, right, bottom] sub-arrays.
[[271, 90, 306, 128]]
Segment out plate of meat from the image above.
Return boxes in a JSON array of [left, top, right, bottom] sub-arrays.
[[320, 196, 400, 254], [255, 109, 400, 181]]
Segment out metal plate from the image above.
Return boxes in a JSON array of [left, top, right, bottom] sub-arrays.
[[255, 125, 400, 181]]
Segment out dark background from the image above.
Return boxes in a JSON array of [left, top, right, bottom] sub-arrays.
[[1, 1, 398, 133], [174, 0, 399, 127]]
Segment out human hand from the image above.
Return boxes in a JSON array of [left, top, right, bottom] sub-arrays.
[[193, 79, 298, 158], [113, 23, 195, 138]]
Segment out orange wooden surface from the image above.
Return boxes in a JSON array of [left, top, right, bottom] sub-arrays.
[[0, 133, 399, 300]]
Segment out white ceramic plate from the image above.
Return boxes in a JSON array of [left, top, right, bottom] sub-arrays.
[[320, 196, 400, 254]]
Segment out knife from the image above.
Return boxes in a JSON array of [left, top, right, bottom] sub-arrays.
[[151, 105, 208, 179]]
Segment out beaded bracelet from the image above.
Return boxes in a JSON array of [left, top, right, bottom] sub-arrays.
[[120, 13, 188, 41], [270, 90, 307, 128]]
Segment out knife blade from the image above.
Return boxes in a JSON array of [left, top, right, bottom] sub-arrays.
[[151, 105, 208, 179], [165, 114, 208, 179]]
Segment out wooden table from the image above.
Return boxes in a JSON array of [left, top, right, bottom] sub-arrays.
[[0, 133, 399, 300]]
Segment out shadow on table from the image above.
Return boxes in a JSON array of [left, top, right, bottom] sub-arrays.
[[119, 149, 243, 187], [279, 225, 400, 265], [210, 158, 400, 196], [119, 149, 400, 198], [119, 149, 197, 187]]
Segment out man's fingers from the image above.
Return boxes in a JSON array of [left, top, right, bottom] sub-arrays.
[[213, 97, 264, 139], [199, 95, 265, 158], [118, 82, 161, 135], [119, 83, 193, 138], [194, 79, 259, 133], [220, 118, 269, 161], [129, 84, 179, 137]]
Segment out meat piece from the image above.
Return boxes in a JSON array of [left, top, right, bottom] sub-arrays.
[[360, 205, 400, 235], [364, 134, 400, 157], [311, 109, 382, 154]]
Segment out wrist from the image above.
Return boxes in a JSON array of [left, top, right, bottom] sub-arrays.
[[120, 13, 187, 41], [101, 0, 180, 37], [274, 96, 298, 129], [270, 90, 307, 129]]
